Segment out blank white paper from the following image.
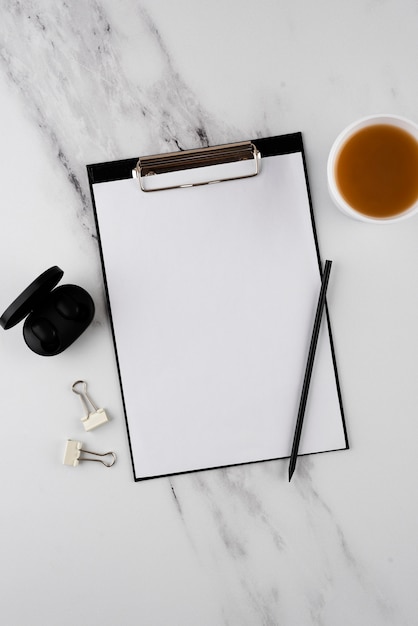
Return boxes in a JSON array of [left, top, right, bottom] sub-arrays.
[[93, 151, 347, 479]]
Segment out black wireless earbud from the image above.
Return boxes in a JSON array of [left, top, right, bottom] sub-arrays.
[[53, 286, 90, 321], [28, 317, 61, 353], [31, 317, 58, 343], [0, 266, 95, 356], [55, 292, 82, 320]]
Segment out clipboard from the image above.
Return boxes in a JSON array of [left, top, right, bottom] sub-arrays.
[[87, 133, 348, 481]]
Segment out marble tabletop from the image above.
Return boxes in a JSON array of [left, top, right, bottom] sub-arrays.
[[1, 1, 418, 625]]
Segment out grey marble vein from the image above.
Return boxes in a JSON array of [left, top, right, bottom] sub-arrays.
[[0, 1, 232, 237]]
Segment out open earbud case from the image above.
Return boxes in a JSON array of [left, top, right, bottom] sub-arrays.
[[0, 266, 95, 355]]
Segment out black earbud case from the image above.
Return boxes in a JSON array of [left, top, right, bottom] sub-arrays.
[[0, 266, 95, 356]]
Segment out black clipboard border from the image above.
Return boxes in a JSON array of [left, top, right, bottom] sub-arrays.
[[87, 132, 349, 481]]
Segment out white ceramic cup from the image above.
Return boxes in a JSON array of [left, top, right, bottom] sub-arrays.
[[327, 114, 418, 223]]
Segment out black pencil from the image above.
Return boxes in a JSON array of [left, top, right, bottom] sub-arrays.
[[288, 259, 332, 481]]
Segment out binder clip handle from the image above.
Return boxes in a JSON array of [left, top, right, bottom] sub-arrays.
[[72, 380, 98, 414], [72, 380, 109, 431], [79, 447, 116, 467]]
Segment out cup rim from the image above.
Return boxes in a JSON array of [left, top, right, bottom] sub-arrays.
[[327, 114, 418, 224]]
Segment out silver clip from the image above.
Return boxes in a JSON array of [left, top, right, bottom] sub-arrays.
[[135, 141, 261, 192], [72, 380, 109, 431], [63, 439, 116, 467]]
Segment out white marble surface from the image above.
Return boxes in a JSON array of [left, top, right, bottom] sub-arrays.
[[1, 1, 418, 624]]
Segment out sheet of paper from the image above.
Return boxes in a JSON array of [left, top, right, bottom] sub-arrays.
[[93, 152, 347, 480]]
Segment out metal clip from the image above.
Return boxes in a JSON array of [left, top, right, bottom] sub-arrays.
[[63, 440, 116, 467], [72, 380, 109, 431], [135, 141, 261, 192]]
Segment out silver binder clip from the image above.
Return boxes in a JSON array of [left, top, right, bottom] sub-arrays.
[[72, 380, 109, 431], [63, 439, 116, 467]]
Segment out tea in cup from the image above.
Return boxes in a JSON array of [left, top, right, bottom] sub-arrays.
[[327, 115, 418, 223]]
